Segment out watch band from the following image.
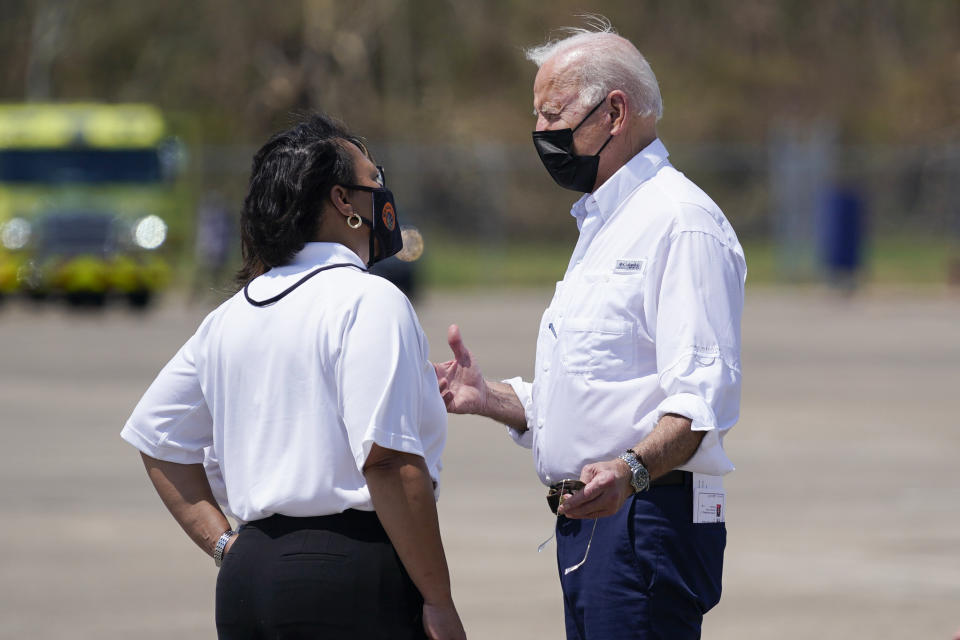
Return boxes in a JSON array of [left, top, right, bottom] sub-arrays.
[[214, 530, 237, 567], [618, 449, 650, 493]]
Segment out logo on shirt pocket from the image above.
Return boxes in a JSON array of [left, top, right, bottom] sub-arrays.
[[613, 258, 646, 275], [559, 317, 636, 377]]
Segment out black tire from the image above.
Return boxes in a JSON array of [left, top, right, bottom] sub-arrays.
[[127, 289, 152, 309], [66, 292, 107, 308]]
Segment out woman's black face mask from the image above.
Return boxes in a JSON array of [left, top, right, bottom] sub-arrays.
[[343, 167, 403, 266], [532, 97, 613, 193]]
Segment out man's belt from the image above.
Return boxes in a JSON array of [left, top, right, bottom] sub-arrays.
[[547, 471, 692, 514], [650, 470, 692, 487], [546, 470, 691, 493]]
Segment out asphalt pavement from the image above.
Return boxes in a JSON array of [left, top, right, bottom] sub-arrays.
[[1, 286, 958, 639]]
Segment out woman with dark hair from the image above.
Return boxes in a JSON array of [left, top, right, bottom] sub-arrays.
[[121, 114, 466, 639]]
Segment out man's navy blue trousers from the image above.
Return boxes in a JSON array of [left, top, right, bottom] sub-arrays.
[[556, 483, 725, 639]]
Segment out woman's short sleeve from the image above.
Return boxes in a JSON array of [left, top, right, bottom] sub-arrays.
[[336, 280, 430, 472], [120, 331, 213, 464]]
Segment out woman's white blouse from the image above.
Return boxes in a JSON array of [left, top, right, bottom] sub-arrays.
[[121, 242, 446, 523]]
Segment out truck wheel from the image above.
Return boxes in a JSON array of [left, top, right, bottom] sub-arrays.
[[67, 292, 106, 307], [128, 290, 152, 309]]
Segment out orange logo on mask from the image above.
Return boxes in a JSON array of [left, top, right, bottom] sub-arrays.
[[381, 202, 396, 231]]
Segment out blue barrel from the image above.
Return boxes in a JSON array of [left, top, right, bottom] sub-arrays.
[[820, 186, 864, 275]]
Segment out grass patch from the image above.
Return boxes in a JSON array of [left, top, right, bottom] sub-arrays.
[[420, 236, 958, 289], [865, 237, 956, 284], [422, 241, 570, 289]]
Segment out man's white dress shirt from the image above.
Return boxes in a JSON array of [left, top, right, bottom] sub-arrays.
[[505, 139, 746, 485], [121, 242, 446, 523]]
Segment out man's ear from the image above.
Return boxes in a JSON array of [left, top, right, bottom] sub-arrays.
[[329, 185, 352, 218], [608, 90, 629, 136]]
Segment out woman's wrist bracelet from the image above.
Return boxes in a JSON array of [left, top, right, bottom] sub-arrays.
[[213, 530, 237, 567]]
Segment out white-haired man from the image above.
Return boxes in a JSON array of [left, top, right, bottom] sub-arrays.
[[435, 22, 746, 639]]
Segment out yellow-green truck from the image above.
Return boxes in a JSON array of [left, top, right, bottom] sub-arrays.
[[0, 103, 182, 307]]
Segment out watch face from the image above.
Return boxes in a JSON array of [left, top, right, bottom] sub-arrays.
[[632, 467, 649, 492], [620, 451, 649, 492]]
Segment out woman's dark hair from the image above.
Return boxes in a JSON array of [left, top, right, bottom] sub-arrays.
[[235, 113, 366, 286]]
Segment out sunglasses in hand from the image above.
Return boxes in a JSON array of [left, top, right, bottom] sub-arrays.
[[546, 479, 586, 515]]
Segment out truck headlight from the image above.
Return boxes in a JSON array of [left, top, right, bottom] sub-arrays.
[[2, 218, 32, 250], [133, 215, 167, 250]]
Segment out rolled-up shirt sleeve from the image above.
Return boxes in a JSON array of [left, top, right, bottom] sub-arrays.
[[654, 227, 745, 476], [502, 376, 534, 448], [337, 282, 430, 472], [121, 331, 213, 464]]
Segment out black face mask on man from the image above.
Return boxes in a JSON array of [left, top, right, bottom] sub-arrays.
[[532, 97, 614, 193], [343, 179, 403, 267]]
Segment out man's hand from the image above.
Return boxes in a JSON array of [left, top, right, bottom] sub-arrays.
[[557, 458, 634, 519], [433, 324, 527, 431], [434, 325, 487, 415], [422, 601, 467, 640]]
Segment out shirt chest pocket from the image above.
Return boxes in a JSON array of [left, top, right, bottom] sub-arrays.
[[559, 317, 636, 378]]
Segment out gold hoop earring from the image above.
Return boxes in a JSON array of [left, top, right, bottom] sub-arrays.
[[347, 212, 362, 229]]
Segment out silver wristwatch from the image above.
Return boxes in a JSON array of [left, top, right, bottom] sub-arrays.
[[618, 449, 650, 493], [214, 530, 237, 567]]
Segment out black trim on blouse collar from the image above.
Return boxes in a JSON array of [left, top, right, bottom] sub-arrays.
[[243, 262, 366, 307]]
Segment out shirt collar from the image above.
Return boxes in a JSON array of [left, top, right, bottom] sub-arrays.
[[285, 242, 366, 270], [570, 138, 670, 229], [246, 242, 365, 301]]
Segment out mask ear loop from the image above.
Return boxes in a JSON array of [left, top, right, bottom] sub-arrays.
[[571, 97, 608, 133], [572, 97, 615, 158], [367, 202, 377, 267], [594, 133, 615, 156]]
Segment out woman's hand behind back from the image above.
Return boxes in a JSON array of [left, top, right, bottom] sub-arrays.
[[423, 601, 466, 640]]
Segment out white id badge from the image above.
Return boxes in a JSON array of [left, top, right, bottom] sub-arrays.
[[692, 473, 726, 523]]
